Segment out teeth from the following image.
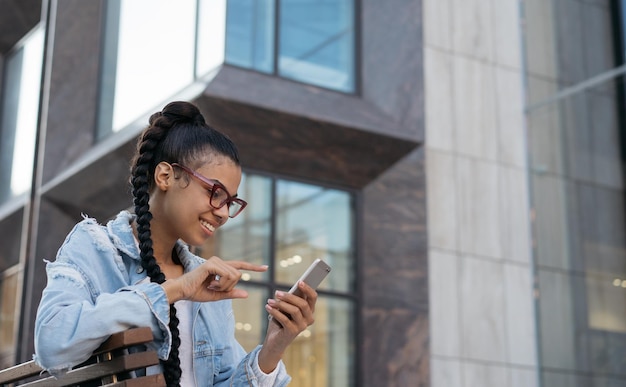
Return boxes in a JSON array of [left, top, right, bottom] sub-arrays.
[[200, 220, 215, 232]]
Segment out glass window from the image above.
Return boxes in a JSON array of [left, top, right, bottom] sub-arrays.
[[98, 0, 197, 135], [278, 0, 355, 92], [225, 0, 356, 93], [225, 0, 275, 73], [527, 66, 626, 387], [0, 26, 44, 204], [198, 173, 357, 387]]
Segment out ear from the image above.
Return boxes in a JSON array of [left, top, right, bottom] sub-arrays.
[[153, 162, 173, 191]]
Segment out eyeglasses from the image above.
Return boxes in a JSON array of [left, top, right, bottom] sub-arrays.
[[171, 163, 247, 218]]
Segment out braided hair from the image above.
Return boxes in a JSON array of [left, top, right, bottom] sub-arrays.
[[129, 101, 239, 386]]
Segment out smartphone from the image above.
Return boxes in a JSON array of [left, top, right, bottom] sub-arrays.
[[287, 258, 332, 297], [268, 259, 332, 323]]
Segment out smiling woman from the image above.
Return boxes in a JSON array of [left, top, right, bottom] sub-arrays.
[[34, 100, 323, 387]]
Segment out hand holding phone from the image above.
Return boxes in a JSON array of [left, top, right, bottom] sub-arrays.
[[268, 258, 331, 322]]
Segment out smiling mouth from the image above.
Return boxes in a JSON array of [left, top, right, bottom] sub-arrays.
[[200, 219, 215, 233]]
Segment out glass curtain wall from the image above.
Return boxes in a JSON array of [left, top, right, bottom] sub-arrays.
[[98, 0, 355, 139], [197, 172, 357, 387], [524, 0, 626, 385], [225, 0, 355, 92]]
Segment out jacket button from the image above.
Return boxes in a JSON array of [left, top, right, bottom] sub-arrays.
[[136, 266, 144, 274]]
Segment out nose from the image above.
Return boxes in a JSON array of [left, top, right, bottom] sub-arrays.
[[214, 203, 230, 222]]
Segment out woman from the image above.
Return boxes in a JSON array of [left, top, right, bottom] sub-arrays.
[[34, 101, 317, 386]]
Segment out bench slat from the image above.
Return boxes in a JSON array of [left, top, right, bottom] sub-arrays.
[[92, 327, 154, 356], [102, 374, 166, 387], [0, 360, 43, 384], [19, 351, 159, 387], [0, 327, 161, 386]]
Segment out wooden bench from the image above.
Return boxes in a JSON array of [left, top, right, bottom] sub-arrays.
[[0, 327, 165, 387]]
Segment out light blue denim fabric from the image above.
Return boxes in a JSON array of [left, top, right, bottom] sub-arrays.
[[34, 211, 290, 386]]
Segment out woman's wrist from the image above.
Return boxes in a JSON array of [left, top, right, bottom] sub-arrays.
[[161, 279, 183, 304], [258, 345, 283, 374]]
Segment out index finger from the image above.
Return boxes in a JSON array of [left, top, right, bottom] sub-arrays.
[[226, 261, 269, 272]]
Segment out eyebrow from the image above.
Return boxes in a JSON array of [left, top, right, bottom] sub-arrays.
[[209, 178, 239, 198]]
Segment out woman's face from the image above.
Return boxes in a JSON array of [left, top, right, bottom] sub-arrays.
[[151, 156, 242, 247]]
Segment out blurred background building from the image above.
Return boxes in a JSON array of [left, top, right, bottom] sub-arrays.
[[0, 0, 624, 386]]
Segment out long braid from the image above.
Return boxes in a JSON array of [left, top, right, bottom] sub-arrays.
[[131, 112, 182, 386], [129, 101, 240, 387]]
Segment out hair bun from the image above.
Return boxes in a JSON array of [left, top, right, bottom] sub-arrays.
[[192, 113, 205, 124]]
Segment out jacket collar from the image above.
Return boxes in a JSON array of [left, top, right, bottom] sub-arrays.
[[106, 210, 201, 271]]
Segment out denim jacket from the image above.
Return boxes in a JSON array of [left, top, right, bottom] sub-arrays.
[[34, 211, 290, 386]]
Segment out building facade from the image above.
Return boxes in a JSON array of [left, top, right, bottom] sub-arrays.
[[0, 0, 624, 386]]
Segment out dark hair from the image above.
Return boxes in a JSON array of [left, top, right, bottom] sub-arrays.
[[130, 101, 239, 386]]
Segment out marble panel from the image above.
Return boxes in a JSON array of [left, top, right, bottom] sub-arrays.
[[422, 0, 452, 51], [495, 67, 526, 168], [453, 57, 498, 161], [426, 150, 458, 251], [361, 149, 429, 386], [498, 166, 531, 264], [462, 360, 508, 386], [362, 149, 427, 308], [361, 310, 429, 387], [361, 0, 424, 137], [493, 0, 523, 69], [451, 0, 495, 62], [424, 47, 454, 152], [457, 157, 501, 259], [504, 263, 538, 366], [428, 249, 460, 357], [459, 256, 506, 362], [0, 0, 42, 53], [43, 0, 103, 183], [430, 356, 462, 387]]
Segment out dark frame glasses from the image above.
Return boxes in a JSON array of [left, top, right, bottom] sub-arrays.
[[171, 163, 247, 218]]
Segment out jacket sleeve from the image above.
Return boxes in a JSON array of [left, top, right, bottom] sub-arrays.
[[33, 222, 172, 374]]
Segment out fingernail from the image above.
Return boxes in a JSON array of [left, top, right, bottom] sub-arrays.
[[267, 298, 277, 306], [275, 290, 284, 298], [260, 265, 269, 269]]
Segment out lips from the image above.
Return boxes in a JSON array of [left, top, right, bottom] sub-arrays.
[[200, 219, 215, 233]]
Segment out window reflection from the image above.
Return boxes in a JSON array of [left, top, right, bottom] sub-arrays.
[[198, 173, 356, 387], [99, 0, 196, 134], [225, 0, 275, 73], [278, 0, 355, 92], [0, 26, 44, 203], [225, 0, 355, 92], [275, 180, 354, 293]]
